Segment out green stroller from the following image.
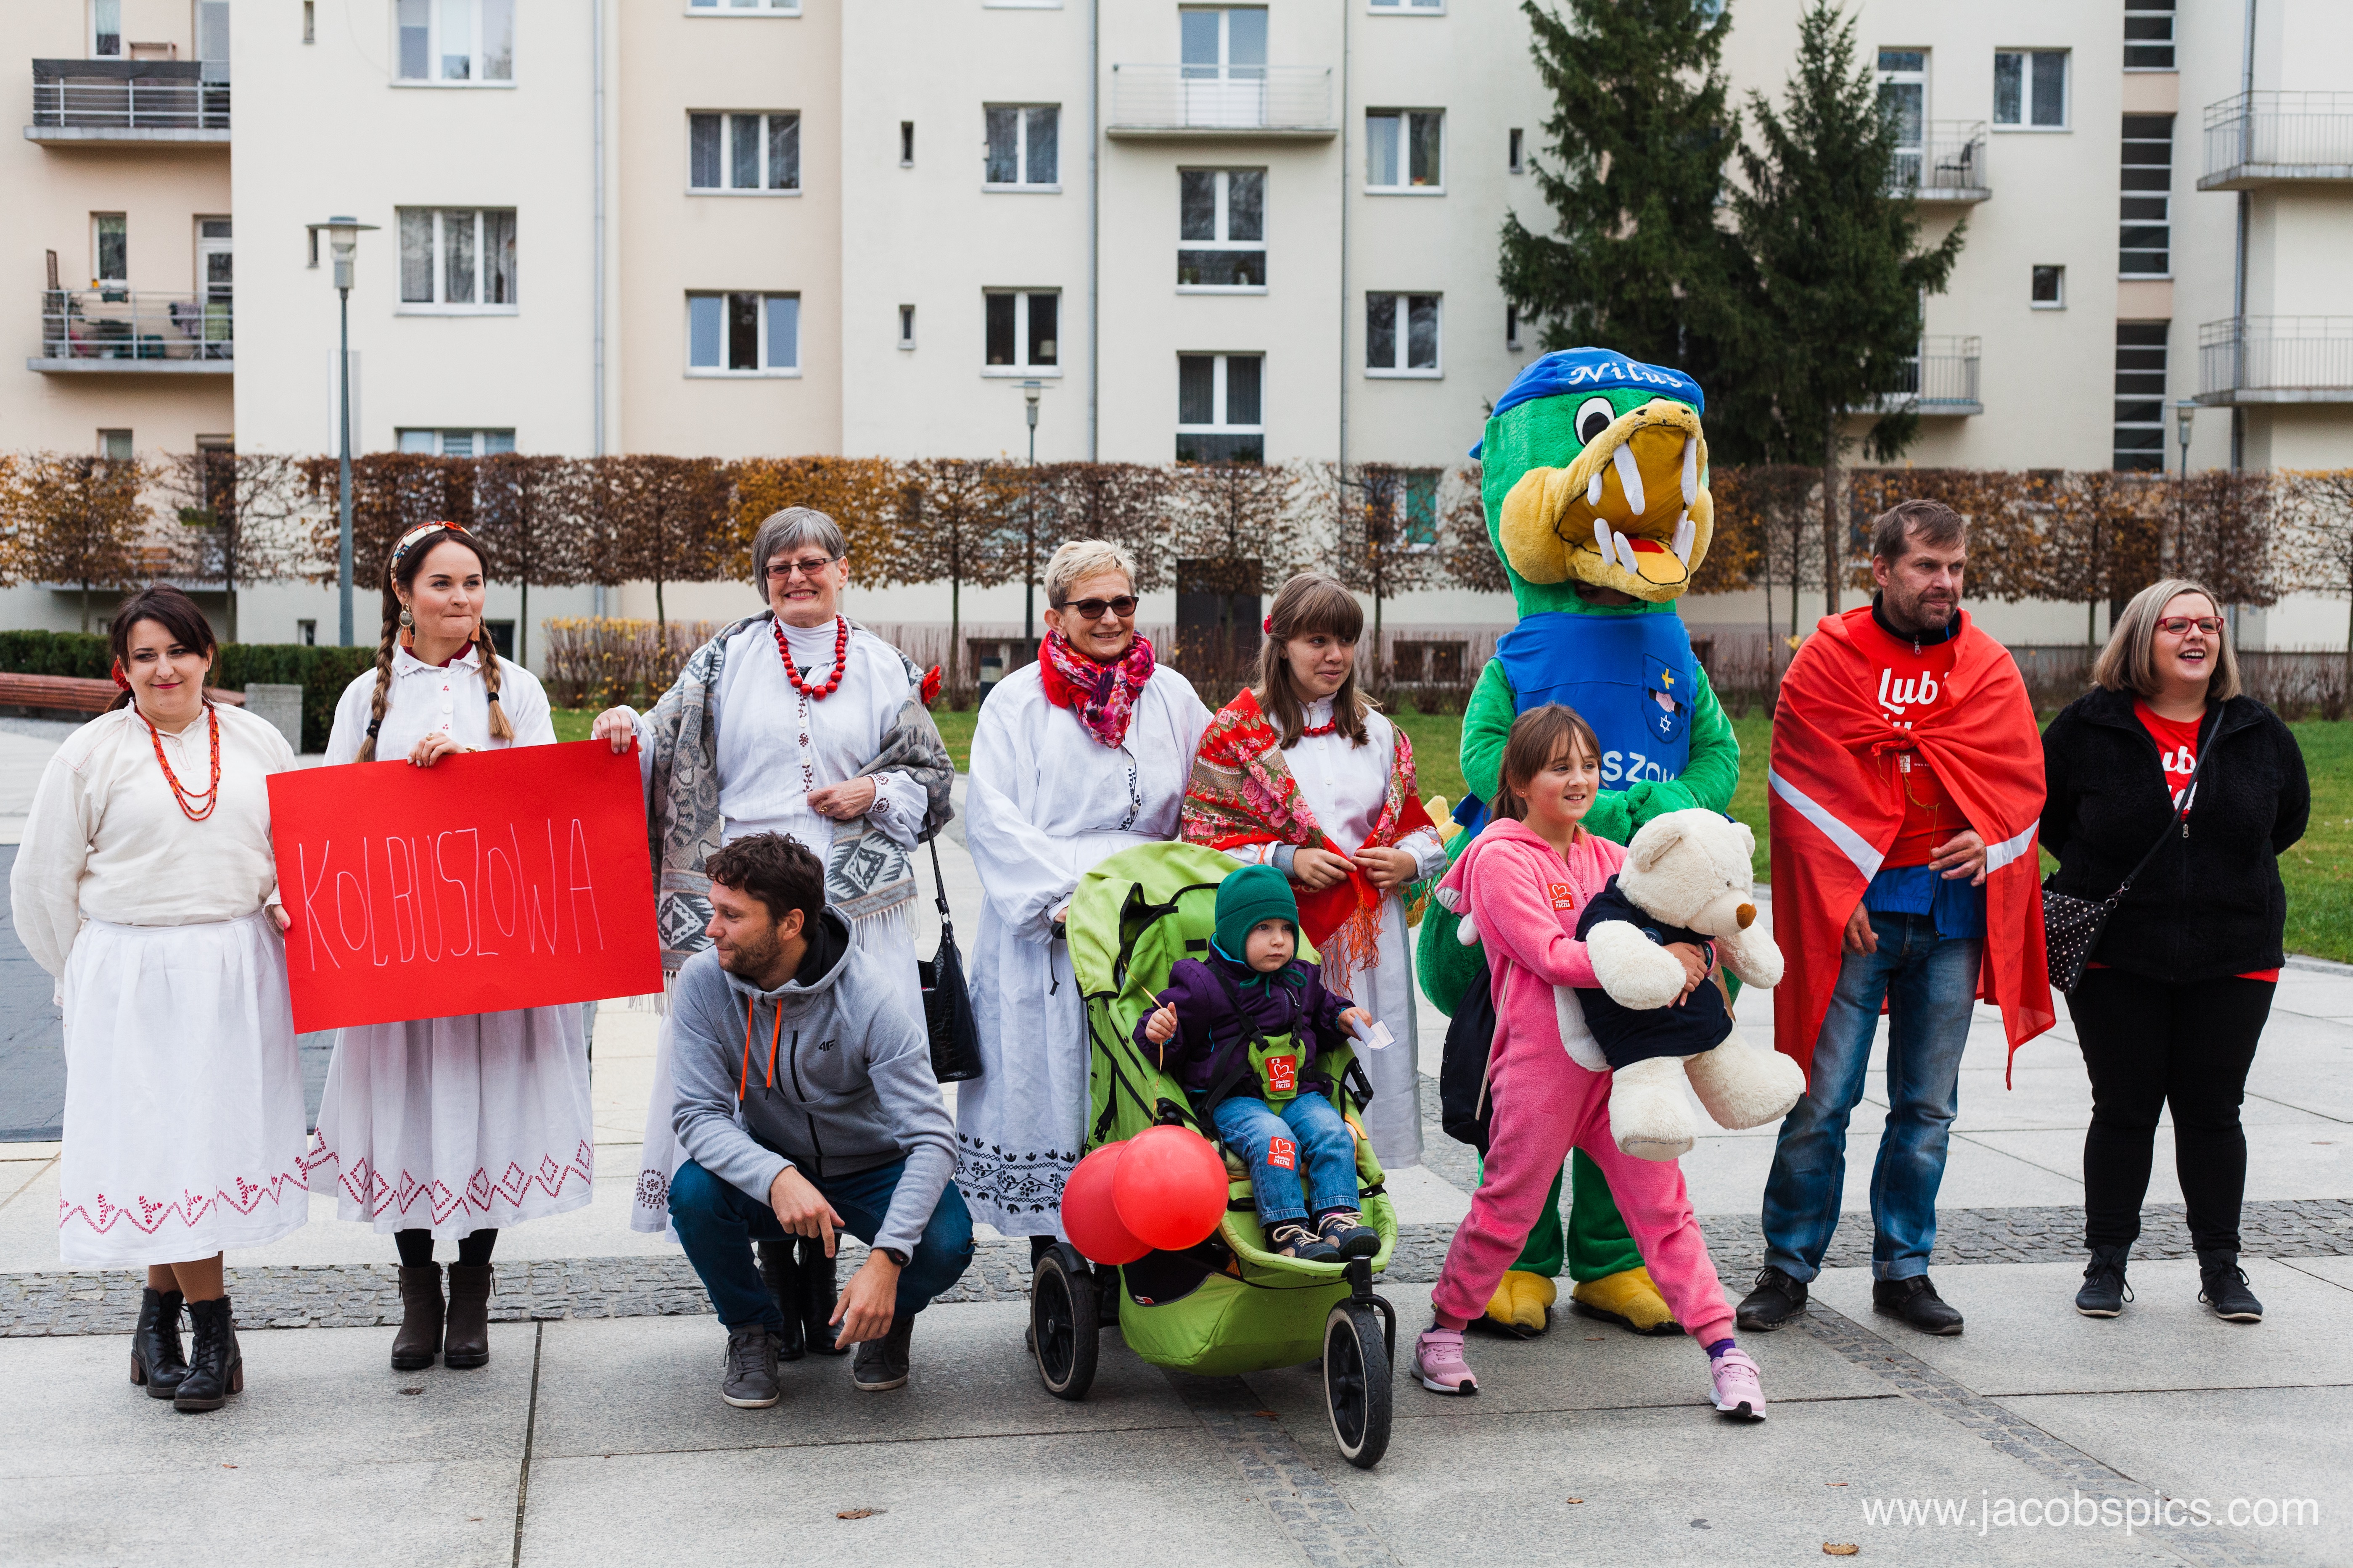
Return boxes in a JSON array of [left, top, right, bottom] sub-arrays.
[[1028, 842, 1402, 1468]]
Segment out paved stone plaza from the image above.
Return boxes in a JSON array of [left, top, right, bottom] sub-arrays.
[[0, 722, 2346, 1566]]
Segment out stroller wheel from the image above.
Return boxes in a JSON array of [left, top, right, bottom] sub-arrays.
[[1322, 1300, 1393, 1469], [1031, 1244, 1100, 1402]]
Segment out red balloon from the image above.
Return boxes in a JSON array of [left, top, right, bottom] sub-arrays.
[[1061, 1143, 1150, 1265], [1111, 1124, 1230, 1253]]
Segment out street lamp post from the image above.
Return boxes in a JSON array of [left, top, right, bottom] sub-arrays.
[[307, 216, 377, 646], [2174, 398, 2196, 480], [1023, 379, 1042, 644]]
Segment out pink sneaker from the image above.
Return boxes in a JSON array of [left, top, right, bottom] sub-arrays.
[[1414, 1327, 1479, 1396], [1709, 1346, 1766, 1420]]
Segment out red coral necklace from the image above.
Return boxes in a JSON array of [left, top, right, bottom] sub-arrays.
[[140, 702, 222, 822], [775, 615, 850, 701]]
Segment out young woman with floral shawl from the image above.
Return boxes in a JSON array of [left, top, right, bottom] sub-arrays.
[[1182, 574, 1445, 1167]]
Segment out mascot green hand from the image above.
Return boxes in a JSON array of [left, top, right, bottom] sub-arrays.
[[1419, 347, 1742, 1340]]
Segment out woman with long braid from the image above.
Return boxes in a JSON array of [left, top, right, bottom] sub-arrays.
[[306, 521, 592, 1373]]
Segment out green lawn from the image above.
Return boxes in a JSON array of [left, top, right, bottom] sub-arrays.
[[558, 702, 2353, 962]]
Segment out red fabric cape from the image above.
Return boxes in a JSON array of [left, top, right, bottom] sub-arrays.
[[1768, 608, 2054, 1082]]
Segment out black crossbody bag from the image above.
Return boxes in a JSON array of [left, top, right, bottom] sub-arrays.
[[2042, 711, 2214, 995], [915, 837, 984, 1082]]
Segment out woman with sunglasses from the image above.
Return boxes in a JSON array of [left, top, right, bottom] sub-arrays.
[[2042, 578, 2307, 1325], [956, 541, 1210, 1255], [591, 507, 954, 1354]]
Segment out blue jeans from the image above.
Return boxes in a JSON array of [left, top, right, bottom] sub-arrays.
[[1761, 910, 1981, 1283], [1211, 1092, 1359, 1226], [668, 1158, 976, 1333]]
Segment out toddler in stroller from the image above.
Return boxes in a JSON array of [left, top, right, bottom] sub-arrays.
[[1137, 865, 1381, 1263]]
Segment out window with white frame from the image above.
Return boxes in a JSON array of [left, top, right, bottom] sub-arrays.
[[2119, 114, 2173, 275], [1369, 0, 1444, 11], [398, 209, 518, 309], [1178, 169, 1265, 290], [396, 0, 514, 83], [1180, 8, 1267, 82], [1367, 293, 1441, 375], [2031, 264, 2065, 308], [690, 112, 801, 192], [898, 305, 916, 348], [1878, 49, 1926, 188], [1508, 128, 1525, 173], [687, 0, 801, 11], [397, 428, 516, 457], [2124, 0, 2174, 70], [984, 106, 1059, 187], [985, 291, 1059, 373], [1506, 303, 1523, 351], [92, 213, 126, 285], [1367, 110, 1444, 189], [91, 0, 121, 56], [688, 293, 799, 374], [1176, 354, 1263, 463], [1992, 49, 2066, 129]]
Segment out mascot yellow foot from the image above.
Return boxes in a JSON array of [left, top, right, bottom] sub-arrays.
[[1570, 1266, 1683, 1336], [1483, 1270, 1558, 1337]]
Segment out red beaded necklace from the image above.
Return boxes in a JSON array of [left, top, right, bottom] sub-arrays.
[[774, 615, 850, 700], [140, 702, 223, 822], [1300, 700, 1340, 738]]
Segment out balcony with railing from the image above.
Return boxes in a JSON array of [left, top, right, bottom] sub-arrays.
[[2199, 92, 2353, 189], [1890, 122, 1989, 203], [1106, 65, 1335, 138], [28, 59, 229, 143], [1876, 336, 1982, 415], [2197, 317, 2353, 404], [32, 290, 233, 372]]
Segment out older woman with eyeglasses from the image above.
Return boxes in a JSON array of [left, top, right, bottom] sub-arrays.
[[590, 507, 954, 1352], [957, 540, 1210, 1256], [2041, 578, 2308, 1326]]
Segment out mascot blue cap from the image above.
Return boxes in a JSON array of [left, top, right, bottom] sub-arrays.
[[1473, 347, 1707, 457]]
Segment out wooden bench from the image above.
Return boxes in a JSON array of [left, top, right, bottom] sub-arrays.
[[0, 672, 245, 715]]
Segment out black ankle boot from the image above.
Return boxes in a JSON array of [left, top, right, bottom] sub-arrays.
[[797, 1235, 848, 1356], [2197, 1249, 2263, 1323], [174, 1296, 244, 1413], [391, 1264, 444, 1371], [131, 1287, 188, 1399], [758, 1241, 808, 1361], [2075, 1245, 2132, 1317]]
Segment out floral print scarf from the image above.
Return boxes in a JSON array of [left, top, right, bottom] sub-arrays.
[[1037, 630, 1157, 749]]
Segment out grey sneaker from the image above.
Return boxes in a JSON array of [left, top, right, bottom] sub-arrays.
[[851, 1315, 914, 1392], [721, 1326, 782, 1409]]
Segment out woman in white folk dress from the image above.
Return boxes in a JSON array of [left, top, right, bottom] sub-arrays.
[[308, 521, 592, 1373], [590, 506, 954, 1355], [11, 585, 306, 1412], [1180, 573, 1449, 1168], [958, 541, 1211, 1258]]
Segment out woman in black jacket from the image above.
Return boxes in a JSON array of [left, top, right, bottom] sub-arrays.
[[2041, 578, 2308, 1326]]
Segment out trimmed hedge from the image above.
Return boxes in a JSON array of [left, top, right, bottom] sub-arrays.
[[0, 629, 374, 752]]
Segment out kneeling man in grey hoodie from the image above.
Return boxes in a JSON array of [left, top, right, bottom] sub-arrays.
[[667, 831, 974, 1407]]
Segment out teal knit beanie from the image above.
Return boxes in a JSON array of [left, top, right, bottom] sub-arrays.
[[1214, 863, 1299, 964]]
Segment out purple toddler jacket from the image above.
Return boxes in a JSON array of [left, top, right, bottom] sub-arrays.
[[1134, 950, 1356, 1101]]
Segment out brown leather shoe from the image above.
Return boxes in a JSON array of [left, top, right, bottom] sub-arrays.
[[391, 1264, 444, 1371], [443, 1263, 494, 1369]]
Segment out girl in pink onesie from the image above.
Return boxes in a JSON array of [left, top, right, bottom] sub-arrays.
[[1414, 704, 1767, 1420]]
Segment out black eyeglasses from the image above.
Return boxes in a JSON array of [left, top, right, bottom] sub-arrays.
[[1056, 595, 1138, 621]]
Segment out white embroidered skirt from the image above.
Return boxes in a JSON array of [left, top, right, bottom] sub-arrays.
[[630, 903, 921, 1236], [1330, 891, 1425, 1172], [57, 913, 310, 1268], [307, 1003, 594, 1238]]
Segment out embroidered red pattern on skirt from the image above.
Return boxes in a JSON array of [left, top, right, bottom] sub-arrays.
[[58, 1167, 308, 1235], [302, 1140, 596, 1226]]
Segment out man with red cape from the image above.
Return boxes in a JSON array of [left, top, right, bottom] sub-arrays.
[[1740, 499, 2052, 1338]]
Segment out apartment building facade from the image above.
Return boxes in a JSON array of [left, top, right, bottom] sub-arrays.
[[7, 1, 2350, 652]]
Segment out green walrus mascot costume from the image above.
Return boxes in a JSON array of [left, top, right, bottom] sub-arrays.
[[1420, 346, 1740, 1336]]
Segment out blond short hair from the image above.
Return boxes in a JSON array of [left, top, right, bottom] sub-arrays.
[[1044, 539, 1138, 607], [2094, 578, 2241, 702]]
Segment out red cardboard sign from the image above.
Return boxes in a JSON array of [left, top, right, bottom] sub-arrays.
[[267, 741, 663, 1033]]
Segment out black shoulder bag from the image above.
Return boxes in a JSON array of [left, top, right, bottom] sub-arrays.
[[915, 837, 984, 1082], [2042, 712, 2214, 995]]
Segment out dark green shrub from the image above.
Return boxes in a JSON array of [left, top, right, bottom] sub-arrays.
[[2, 631, 376, 752]]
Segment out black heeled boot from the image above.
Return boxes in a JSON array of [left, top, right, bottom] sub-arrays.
[[758, 1240, 807, 1361], [174, 1295, 243, 1413], [391, 1264, 444, 1371], [130, 1286, 188, 1399], [798, 1235, 848, 1356]]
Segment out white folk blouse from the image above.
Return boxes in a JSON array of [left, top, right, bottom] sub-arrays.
[[10, 702, 298, 976], [325, 641, 556, 765]]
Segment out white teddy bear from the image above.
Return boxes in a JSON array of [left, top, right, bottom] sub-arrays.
[[1449, 808, 1805, 1160]]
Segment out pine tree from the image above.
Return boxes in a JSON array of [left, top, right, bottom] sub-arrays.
[[1729, 0, 1965, 614], [1499, 0, 1764, 456]]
